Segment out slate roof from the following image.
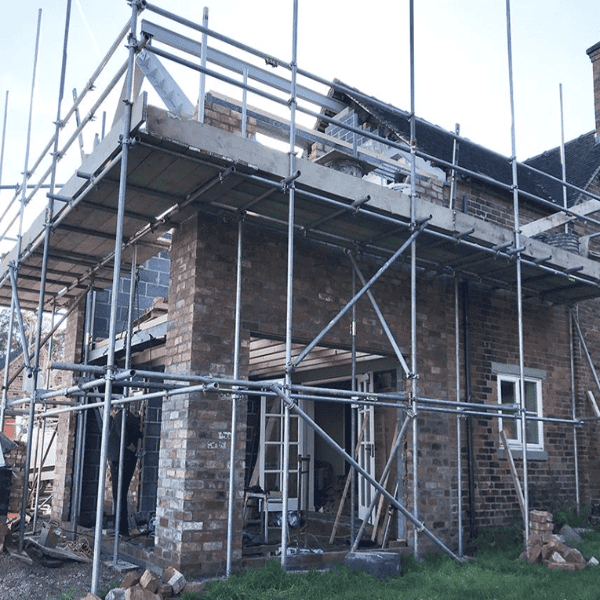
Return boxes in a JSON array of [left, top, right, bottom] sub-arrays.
[[334, 82, 600, 210], [524, 132, 600, 207]]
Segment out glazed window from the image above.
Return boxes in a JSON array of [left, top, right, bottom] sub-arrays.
[[497, 374, 544, 451]]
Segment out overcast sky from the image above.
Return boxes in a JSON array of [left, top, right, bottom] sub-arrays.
[[1, 0, 599, 208]]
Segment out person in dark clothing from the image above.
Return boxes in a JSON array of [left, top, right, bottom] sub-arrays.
[[108, 409, 142, 536]]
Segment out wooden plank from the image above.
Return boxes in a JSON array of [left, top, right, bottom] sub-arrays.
[[371, 423, 397, 542], [587, 390, 600, 418], [500, 429, 526, 522], [26, 538, 92, 563], [520, 199, 600, 237], [329, 410, 370, 544]]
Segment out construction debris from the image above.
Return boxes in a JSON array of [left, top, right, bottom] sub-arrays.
[[90, 565, 194, 600], [523, 510, 587, 571]]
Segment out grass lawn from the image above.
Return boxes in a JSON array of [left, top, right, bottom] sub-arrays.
[[197, 529, 600, 600]]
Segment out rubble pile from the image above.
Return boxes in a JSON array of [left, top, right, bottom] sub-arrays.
[[523, 510, 593, 571], [80, 566, 206, 600]]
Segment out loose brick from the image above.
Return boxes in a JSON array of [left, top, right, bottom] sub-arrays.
[[156, 583, 173, 600], [184, 581, 206, 595], [125, 587, 161, 600], [526, 540, 543, 563], [530, 510, 553, 523], [121, 571, 142, 589], [139, 570, 160, 594]]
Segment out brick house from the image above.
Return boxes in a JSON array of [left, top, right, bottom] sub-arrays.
[[6, 14, 599, 579]]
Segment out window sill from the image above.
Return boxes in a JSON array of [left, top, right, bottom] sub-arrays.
[[498, 448, 547, 461]]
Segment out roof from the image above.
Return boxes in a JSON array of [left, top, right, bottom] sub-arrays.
[[334, 82, 600, 209], [524, 132, 600, 207]]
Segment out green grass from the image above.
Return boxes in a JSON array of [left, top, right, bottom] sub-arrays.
[[201, 530, 600, 600]]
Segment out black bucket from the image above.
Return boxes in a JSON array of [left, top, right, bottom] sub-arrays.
[[0, 467, 12, 517]]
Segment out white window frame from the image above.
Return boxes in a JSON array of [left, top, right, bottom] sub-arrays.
[[497, 373, 544, 452]]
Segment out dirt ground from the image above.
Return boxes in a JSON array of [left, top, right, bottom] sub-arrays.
[[0, 550, 120, 600]]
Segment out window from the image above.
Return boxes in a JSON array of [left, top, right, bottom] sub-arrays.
[[497, 374, 544, 451]]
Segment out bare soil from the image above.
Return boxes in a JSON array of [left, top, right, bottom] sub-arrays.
[[0, 550, 120, 600]]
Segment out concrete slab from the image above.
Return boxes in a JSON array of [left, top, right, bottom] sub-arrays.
[[343, 551, 401, 579]]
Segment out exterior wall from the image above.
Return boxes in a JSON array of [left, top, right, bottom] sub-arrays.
[[466, 288, 577, 528], [47, 95, 600, 570], [571, 297, 600, 509], [456, 179, 547, 229], [51, 299, 86, 524], [155, 186, 597, 566], [155, 216, 247, 577]]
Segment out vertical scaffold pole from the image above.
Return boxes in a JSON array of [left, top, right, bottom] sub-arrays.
[[408, 0, 420, 559], [24, 0, 72, 550], [350, 267, 357, 545], [0, 91, 8, 190], [17, 8, 43, 551], [0, 91, 12, 432], [197, 7, 208, 122], [281, 0, 299, 570], [569, 308, 580, 513], [91, 1, 141, 593], [113, 247, 138, 564], [455, 277, 463, 556], [226, 219, 243, 576], [505, 0, 529, 549], [559, 84, 569, 235], [72, 291, 95, 539]]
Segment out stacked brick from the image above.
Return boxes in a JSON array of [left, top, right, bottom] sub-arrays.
[[525, 510, 586, 571], [97, 566, 204, 600], [204, 94, 257, 138], [5, 440, 26, 512]]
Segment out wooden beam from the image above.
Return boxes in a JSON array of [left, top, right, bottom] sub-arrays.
[[520, 199, 600, 237], [500, 429, 526, 522]]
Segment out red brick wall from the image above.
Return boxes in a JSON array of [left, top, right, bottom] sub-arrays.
[[51, 299, 86, 524], [157, 202, 599, 563], [465, 288, 577, 527], [156, 216, 247, 577], [456, 180, 546, 230]]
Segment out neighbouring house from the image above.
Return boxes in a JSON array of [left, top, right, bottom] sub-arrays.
[[5, 10, 600, 580]]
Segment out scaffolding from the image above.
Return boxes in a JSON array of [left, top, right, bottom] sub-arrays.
[[1, 0, 600, 594]]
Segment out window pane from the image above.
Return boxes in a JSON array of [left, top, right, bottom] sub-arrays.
[[526, 418, 539, 445], [266, 417, 281, 442], [265, 398, 282, 416], [500, 380, 517, 440], [290, 415, 298, 439], [524, 381, 537, 412], [500, 380, 516, 405], [265, 472, 279, 492], [502, 416, 517, 441], [265, 444, 280, 470], [288, 444, 298, 468]]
